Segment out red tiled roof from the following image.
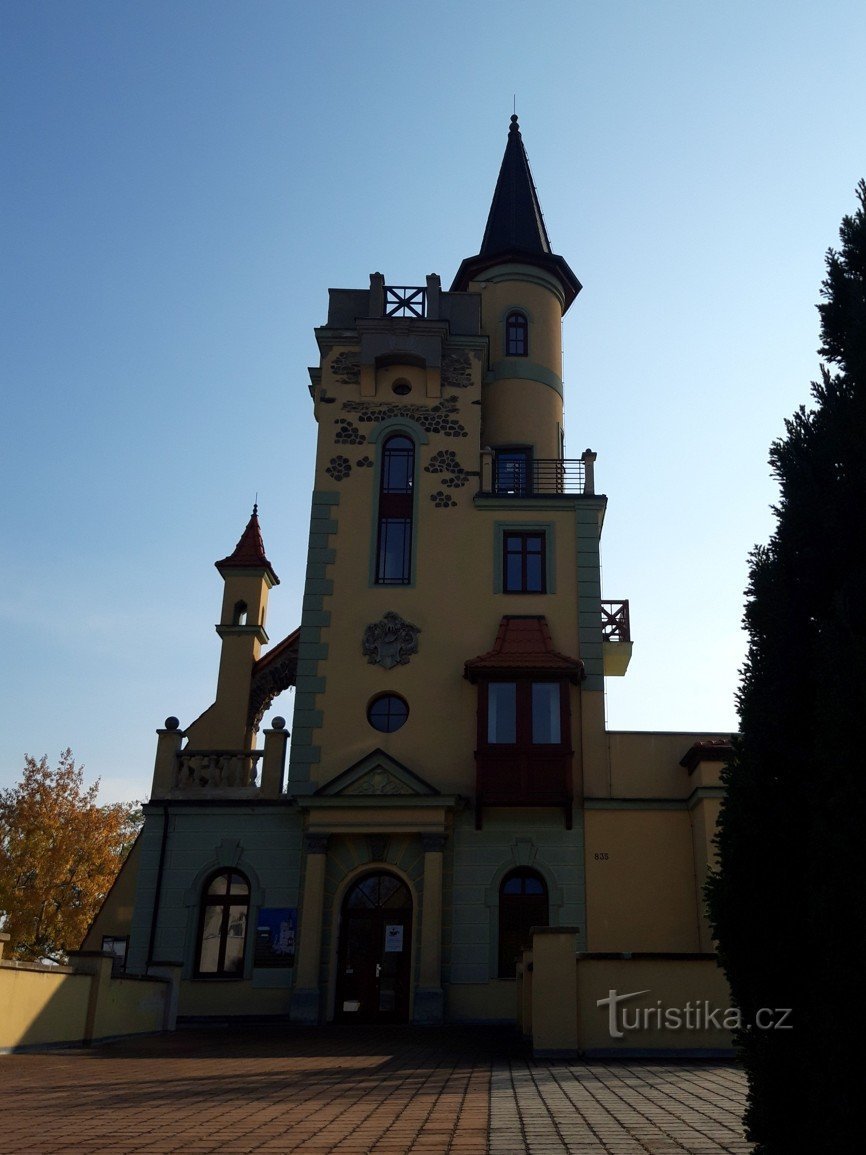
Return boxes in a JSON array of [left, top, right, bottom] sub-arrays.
[[465, 616, 584, 681], [679, 738, 735, 773], [215, 505, 279, 584]]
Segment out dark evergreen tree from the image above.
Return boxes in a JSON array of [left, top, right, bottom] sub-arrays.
[[707, 180, 866, 1153]]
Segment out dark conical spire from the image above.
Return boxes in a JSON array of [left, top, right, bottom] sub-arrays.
[[479, 115, 552, 258], [451, 116, 581, 312], [215, 504, 279, 584]]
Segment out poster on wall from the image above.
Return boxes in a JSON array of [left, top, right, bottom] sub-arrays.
[[254, 908, 297, 968], [384, 924, 404, 952]]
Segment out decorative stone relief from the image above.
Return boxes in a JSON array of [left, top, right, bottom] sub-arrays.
[[362, 610, 420, 669], [442, 350, 473, 389], [325, 455, 352, 481], [334, 418, 366, 445], [342, 395, 468, 438], [356, 455, 374, 468], [424, 449, 469, 488], [330, 352, 360, 384], [346, 768, 404, 795], [430, 490, 457, 508]]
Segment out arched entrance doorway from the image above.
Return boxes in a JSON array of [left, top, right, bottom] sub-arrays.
[[335, 871, 413, 1023]]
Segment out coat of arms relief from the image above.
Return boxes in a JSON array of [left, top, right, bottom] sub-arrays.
[[362, 611, 420, 670]]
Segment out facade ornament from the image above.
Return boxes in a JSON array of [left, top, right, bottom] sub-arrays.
[[346, 768, 404, 796], [362, 611, 420, 670]]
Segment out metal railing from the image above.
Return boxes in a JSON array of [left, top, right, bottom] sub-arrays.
[[601, 600, 631, 643], [491, 458, 587, 496], [174, 750, 263, 790], [383, 285, 426, 318]]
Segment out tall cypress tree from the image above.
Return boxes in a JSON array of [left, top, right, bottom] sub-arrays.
[[707, 180, 866, 1153]]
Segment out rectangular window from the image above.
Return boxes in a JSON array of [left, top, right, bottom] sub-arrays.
[[101, 935, 129, 976], [376, 518, 412, 584], [531, 683, 561, 744], [487, 682, 517, 743], [503, 532, 545, 593]]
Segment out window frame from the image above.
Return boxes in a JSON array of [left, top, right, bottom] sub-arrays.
[[480, 678, 569, 752], [494, 447, 532, 496], [505, 311, 529, 357], [503, 531, 546, 593], [367, 693, 410, 733], [194, 868, 251, 980], [374, 434, 415, 586], [498, 867, 548, 978]]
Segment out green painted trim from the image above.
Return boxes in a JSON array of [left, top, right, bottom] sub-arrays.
[[584, 797, 690, 810], [366, 418, 430, 446], [575, 501, 604, 690], [289, 491, 340, 786], [497, 302, 535, 324], [473, 262, 566, 308], [687, 786, 725, 809], [485, 359, 563, 398], [493, 520, 556, 594], [301, 794, 461, 809]]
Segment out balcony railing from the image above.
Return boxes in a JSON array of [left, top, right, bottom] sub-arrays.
[[491, 458, 587, 496], [601, 600, 630, 643], [383, 285, 427, 318], [175, 750, 263, 790]]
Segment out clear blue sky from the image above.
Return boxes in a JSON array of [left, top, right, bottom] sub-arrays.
[[2, 0, 864, 804]]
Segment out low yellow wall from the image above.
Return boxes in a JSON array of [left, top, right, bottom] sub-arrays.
[[0, 955, 171, 1051], [526, 929, 735, 1056], [575, 956, 734, 1055], [446, 980, 516, 1023], [0, 963, 90, 1050]]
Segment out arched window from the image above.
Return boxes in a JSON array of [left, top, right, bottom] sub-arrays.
[[505, 311, 528, 357], [232, 600, 248, 626], [375, 435, 414, 584], [498, 867, 548, 977], [196, 869, 250, 977]]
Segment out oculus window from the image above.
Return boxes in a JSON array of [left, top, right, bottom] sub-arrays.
[[368, 693, 409, 733]]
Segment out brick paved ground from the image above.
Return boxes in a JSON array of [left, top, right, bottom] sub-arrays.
[[0, 1027, 752, 1154]]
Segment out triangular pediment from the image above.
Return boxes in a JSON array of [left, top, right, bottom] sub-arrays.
[[315, 749, 440, 798]]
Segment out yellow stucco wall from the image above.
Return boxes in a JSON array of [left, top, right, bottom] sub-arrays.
[[0, 964, 89, 1050], [584, 809, 701, 952]]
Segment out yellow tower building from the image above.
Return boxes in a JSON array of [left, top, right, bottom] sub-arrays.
[[86, 119, 731, 1039]]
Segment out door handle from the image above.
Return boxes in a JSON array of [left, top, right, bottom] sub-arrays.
[[375, 963, 382, 978]]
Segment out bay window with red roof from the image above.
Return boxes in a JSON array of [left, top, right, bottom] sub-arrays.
[[465, 616, 584, 829]]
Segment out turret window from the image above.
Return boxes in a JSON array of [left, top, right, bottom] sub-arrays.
[[376, 435, 415, 584], [505, 311, 528, 356]]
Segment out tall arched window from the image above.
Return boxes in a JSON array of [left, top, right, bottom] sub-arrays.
[[498, 867, 548, 977], [196, 869, 250, 977], [505, 311, 528, 356], [375, 435, 414, 584]]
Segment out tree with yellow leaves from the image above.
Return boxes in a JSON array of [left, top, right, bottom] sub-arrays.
[[0, 749, 141, 962]]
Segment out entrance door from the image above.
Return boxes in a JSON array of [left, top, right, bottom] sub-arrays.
[[335, 872, 413, 1023]]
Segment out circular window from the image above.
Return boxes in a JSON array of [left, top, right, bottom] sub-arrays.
[[392, 380, 412, 396], [367, 693, 409, 733]]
